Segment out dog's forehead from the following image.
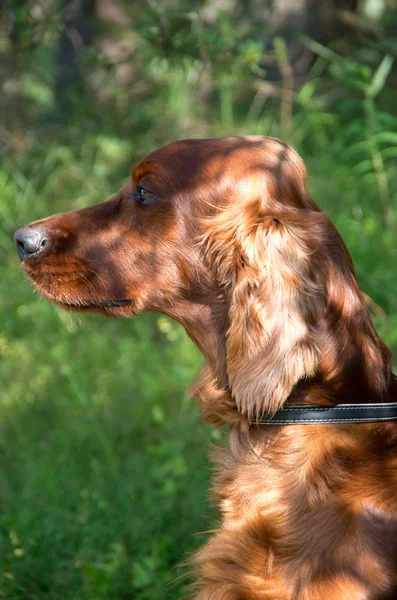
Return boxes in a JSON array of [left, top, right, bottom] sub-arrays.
[[131, 137, 270, 189]]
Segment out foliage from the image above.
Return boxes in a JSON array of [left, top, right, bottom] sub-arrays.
[[0, 2, 396, 598]]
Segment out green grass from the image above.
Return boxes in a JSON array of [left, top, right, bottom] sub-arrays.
[[1, 264, 215, 600], [1, 26, 397, 598]]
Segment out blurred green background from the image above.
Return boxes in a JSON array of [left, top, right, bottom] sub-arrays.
[[1, 1, 397, 598]]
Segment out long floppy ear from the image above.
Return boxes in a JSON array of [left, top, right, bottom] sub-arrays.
[[204, 179, 326, 420]]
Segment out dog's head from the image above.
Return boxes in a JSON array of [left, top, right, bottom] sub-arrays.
[[15, 136, 393, 423]]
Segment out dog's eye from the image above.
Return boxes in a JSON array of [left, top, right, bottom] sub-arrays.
[[132, 186, 156, 205]]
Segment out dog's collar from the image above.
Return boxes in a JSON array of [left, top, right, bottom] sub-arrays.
[[258, 402, 397, 425]]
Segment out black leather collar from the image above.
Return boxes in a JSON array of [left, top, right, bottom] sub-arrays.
[[258, 402, 397, 425]]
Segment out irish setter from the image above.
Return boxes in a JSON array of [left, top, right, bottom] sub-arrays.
[[14, 137, 397, 600]]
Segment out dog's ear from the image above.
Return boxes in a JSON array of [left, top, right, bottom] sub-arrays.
[[204, 180, 325, 420]]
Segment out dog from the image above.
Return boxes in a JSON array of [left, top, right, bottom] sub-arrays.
[[14, 136, 397, 599]]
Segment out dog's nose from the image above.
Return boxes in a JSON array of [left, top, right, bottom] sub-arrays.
[[13, 226, 48, 260]]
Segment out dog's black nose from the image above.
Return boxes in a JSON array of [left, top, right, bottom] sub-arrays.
[[14, 226, 48, 260]]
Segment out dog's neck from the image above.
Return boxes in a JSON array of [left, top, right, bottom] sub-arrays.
[[165, 298, 228, 382], [165, 298, 244, 426]]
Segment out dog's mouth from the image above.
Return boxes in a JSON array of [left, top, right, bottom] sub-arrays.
[[58, 298, 133, 310], [43, 294, 135, 315]]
